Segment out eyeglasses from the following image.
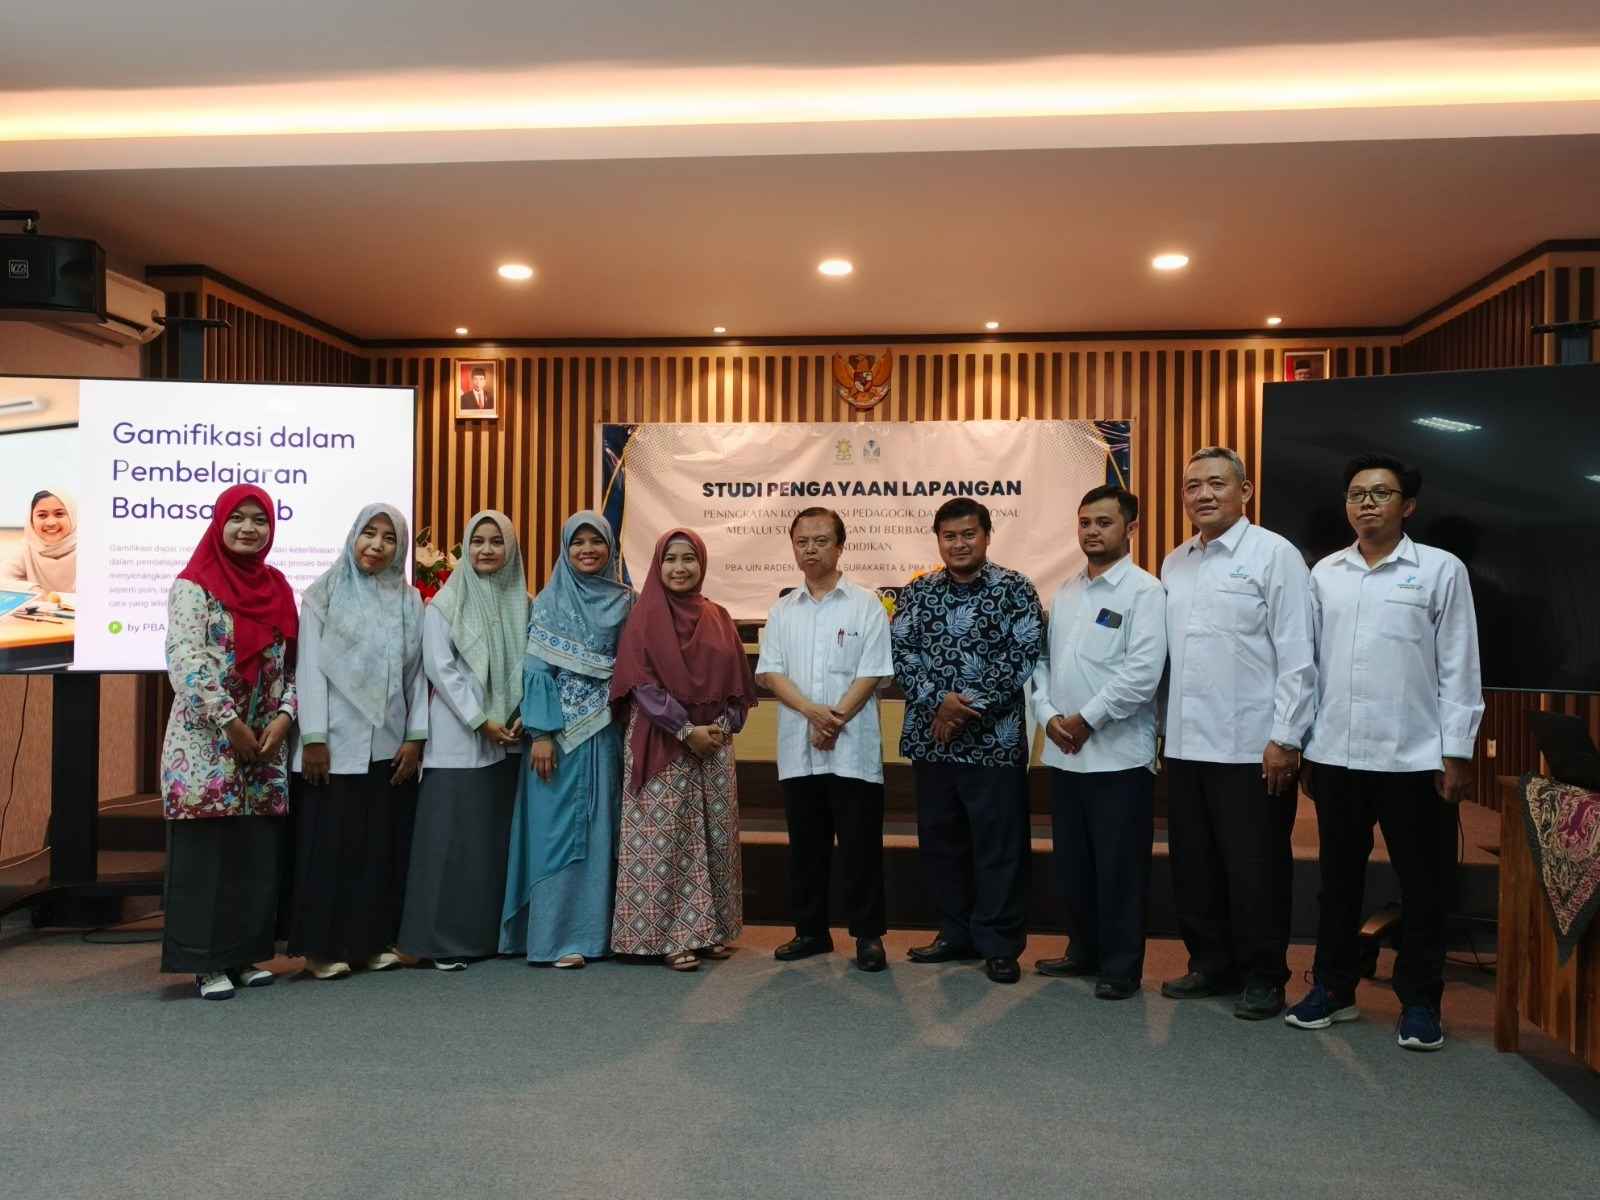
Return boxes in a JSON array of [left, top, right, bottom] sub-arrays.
[[1343, 487, 1404, 505]]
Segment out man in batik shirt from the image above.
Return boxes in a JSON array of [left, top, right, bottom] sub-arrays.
[[892, 497, 1043, 984]]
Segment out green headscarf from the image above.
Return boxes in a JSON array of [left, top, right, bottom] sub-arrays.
[[429, 509, 528, 725]]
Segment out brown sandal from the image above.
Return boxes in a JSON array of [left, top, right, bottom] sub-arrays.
[[696, 943, 732, 960], [664, 950, 700, 971]]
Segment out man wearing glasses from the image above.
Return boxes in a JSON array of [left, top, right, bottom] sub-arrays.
[[1286, 454, 1483, 1051]]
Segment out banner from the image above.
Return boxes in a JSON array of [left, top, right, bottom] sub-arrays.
[[598, 420, 1129, 620]]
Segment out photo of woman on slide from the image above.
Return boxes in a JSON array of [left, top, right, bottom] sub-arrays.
[[1, 488, 77, 608]]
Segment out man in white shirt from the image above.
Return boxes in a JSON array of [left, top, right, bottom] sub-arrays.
[[755, 507, 894, 972], [1161, 446, 1316, 1020], [1286, 454, 1483, 1051], [1029, 486, 1167, 999]]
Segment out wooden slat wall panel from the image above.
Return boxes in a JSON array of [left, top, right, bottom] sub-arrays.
[[1396, 273, 1546, 373], [393, 337, 1393, 592]]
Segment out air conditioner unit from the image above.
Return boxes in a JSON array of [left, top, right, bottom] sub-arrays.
[[80, 270, 165, 346]]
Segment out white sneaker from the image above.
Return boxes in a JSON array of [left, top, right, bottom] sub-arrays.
[[433, 957, 468, 972], [197, 972, 236, 1000], [363, 951, 403, 971], [233, 965, 275, 988], [304, 958, 352, 980]]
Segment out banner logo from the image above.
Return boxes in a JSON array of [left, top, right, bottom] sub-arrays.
[[832, 349, 893, 411]]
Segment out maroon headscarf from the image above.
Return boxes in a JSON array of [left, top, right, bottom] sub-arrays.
[[176, 484, 298, 686], [611, 529, 757, 790]]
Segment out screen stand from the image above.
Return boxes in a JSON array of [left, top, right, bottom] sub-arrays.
[[0, 674, 163, 926]]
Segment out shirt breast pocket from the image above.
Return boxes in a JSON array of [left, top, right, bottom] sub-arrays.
[[1381, 591, 1431, 644], [1075, 621, 1124, 665], [1213, 582, 1266, 635], [827, 630, 866, 677]]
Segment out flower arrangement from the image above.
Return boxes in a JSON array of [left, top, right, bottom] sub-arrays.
[[413, 527, 459, 603], [879, 564, 943, 620]]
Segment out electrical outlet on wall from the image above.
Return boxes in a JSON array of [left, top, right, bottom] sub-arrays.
[[1486, 739, 1497, 758]]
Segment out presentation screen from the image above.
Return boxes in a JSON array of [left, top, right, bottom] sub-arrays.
[[598, 420, 1130, 620], [1260, 361, 1600, 694], [0, 375, 415, 673]]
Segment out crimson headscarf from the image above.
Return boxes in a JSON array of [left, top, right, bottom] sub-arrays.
[[610, 529, 757, 790], [176, 484, 298, 686]]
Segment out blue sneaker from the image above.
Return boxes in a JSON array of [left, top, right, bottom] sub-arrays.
[[1284, 978, 1360, 1029], [1397, 1005, 1444, 1051]]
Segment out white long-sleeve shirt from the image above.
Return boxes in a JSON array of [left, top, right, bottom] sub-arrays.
[[1305, 535, 1483, 772], [1030, 556, 1167, 774], [1161, 516, 1316, 764], [415, 603, 518, 769], [291, 605, 429, 775]]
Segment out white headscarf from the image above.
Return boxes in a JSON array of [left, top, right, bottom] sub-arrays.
[[16, 489, 76, 594], [300, 503, 420, 726]]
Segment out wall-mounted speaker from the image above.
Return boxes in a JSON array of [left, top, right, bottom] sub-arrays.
[[0, 235, 107, 321]]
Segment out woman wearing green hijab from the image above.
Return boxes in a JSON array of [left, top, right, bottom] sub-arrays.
[[397, 510, 529, 970]]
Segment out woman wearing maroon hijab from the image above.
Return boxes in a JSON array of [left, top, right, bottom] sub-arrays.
[[610, 529, 757, 970], [159, 485, 299, 1001]]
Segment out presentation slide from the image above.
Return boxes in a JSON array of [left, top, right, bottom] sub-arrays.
[[0, 376, 415, 673]]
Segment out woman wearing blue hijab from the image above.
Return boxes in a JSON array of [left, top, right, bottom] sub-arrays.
[[501, 511, 635, 967]]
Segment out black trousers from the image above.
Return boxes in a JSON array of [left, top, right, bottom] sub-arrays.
[[1165, 758, 1295, 988], [1309, 763, 1456, 1010], [782, 773, 887, 939], [1049, 766, 1155, 984], [914, 762, 1030, 958]]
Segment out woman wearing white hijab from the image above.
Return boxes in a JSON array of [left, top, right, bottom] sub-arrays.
[[289, 503, 427, 980], [2, 489, 77, 607], [397, 509, 529, 970]]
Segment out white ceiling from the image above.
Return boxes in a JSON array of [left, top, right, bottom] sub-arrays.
[[3, 3, 1599, 342]]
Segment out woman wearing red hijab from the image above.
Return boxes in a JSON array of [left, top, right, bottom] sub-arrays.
[[159, 485, 299, 1001], [610, 529, 757, 970]]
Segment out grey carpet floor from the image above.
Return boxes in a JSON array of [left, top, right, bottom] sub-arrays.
[[1, 916, 1596, 1200]]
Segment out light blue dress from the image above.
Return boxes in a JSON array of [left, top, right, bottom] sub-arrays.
[[500, 658, 622, 961], [499, 510, 634, 963]]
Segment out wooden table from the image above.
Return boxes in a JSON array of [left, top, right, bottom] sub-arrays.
[[1494, 775, 1600, 1070], [0, 609, 74, 670]]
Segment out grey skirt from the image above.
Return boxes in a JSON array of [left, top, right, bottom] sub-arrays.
[[396, 758, 519, 959]]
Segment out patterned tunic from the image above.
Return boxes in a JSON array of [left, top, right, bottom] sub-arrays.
[[891, 561, 1043, 767], [161, 579, 297, 820]]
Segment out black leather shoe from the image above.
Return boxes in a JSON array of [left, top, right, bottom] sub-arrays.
[[855, 937, 887, 972], [1035, 956, 1099, 978], [1095, 978, 1140, 1000], [1233, 985, 1286, 1020], [907, 939, 982, 964], [774, 935, 834, 961], [985, 957, 1021, 984], [1160, 971, 1239, 1000]]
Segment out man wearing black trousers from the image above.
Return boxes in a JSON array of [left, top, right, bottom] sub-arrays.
[[1287, 454, 1482, 1050], [1160, 446, 1316, 1019], [756, 508, 894, 972], [891, 498, 1043, 984], [1030, 486, 1167, 999]]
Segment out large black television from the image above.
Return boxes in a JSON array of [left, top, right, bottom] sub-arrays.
[[1261, 361, 1600, 694]]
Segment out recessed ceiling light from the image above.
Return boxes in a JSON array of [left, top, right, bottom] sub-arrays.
[[454, 326, 469, 335], [713, 326, 727, 334], [498, 264, 534, 280], [1413, 417, 1481, 433], [985, 321, 1000, 331], [818, 259, 853, 276], [1266, 316, 1282, 326], [1152, 254, 1189, 270]]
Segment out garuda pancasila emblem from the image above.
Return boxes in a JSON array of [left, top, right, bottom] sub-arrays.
[[833, 348, 893, 412]]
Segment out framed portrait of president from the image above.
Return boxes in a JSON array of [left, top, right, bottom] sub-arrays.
[[1283, 349, 1330, 382], [454, 359, 500, 419]]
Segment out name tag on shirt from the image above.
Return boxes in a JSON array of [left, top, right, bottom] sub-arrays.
[[1095, 608, 1123, 629]]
